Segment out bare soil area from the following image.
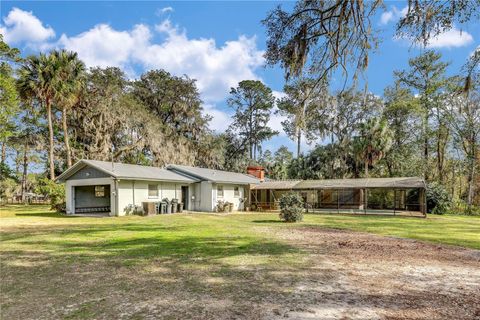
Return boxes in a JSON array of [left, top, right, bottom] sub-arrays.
[[2, 223, 479, 319], [266, 226, 480, 320]]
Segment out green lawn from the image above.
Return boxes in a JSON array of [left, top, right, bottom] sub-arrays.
[[2, 204, 479, 249], [1, 205, 479, 319]]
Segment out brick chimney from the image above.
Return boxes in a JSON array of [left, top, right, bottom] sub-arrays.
[[247, 165, 265, 182]]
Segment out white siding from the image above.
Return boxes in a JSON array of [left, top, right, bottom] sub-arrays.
[[117, 180, 185, 216], [212, 183, 245, 211], [199, 181, 213, 212]]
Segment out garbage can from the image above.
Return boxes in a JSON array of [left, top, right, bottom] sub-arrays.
[[165, 200, 171, 214], [228, 202, 234, 212], [171, 199, 178, 213], [178, 202, 183, 213], [160, 201, 167, 214]]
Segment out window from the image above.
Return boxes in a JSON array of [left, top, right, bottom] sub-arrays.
[[217, 185, 224, 197], [234, 186, 240, 197], [94, 186, 105, 197], [148, 184, 158, 198]]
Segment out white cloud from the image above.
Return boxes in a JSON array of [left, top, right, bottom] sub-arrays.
[[58, 23, 151, 69], [272, 90, 286, 100], [379, 6, 407, 25], [380, 11, 394, 25], [1, 8, 265, 132], [0, 7, 55, 45], [157, 7, 174, 15], [57, 18, 264, 102], [426, 27, 474, 48], [202, 104, 232, 133], [138, 19, 264, 102]]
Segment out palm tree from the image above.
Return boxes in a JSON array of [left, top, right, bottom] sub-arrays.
[[17, 53, 60, 180], [353, 117, 393, 178], [53, 50, 86, 168]]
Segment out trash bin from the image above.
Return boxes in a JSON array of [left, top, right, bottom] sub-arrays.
[[160, 201, 167, 214], [171, 199, 178, 213], [142, 202, 156, 216], [165, 200, 171, 214], [228, 202, 234, 212], [178, 202, 183, 213]]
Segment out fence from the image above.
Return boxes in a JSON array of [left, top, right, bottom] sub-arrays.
[[1, 197, 50, 205]]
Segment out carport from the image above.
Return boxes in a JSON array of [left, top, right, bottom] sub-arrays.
[[74, 184, 111, 214]]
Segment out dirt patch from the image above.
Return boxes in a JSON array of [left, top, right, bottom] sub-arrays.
[[265, 226, 480, 320], [1, 226, 479, 319]]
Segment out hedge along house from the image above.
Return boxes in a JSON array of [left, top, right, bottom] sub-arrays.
[[250, 177, 427, 217], [57, 160, 259, 216]]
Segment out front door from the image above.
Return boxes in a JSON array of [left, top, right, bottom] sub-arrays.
[[181, 186, 188, 210]]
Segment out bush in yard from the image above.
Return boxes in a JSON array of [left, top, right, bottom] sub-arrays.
[[426, 182, 452, 214], [279, 192, 304, 222], [35, 178, 65, 212]]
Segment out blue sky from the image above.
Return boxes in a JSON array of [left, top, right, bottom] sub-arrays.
[[1, 1, 479, 155]]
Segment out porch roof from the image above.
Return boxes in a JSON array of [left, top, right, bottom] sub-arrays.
[[251, 177, 425, 190]]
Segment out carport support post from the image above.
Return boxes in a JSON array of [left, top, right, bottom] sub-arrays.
[[337, 189, 340, 214], [364, 189, 368, 215], [393, 189, 396, 216]]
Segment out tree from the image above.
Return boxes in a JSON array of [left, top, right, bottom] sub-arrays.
[[353, 117, 393, 178], [319, 89, 382, 177], [395, 50, 449, 181], [263, 0, 381, 84], [227, 80, 278, 160], [53, 50, 86, 168], [382, 82, 422, 176], [17, 53, 62, 180], [132, 70, 209, 142], [447, 93, 480, 210], [0, 35, 20, 164], [276, 78, 328, 157], [263, 0, 478, 85], [272, 146, 293, 180], [397, 0, 480, 47]]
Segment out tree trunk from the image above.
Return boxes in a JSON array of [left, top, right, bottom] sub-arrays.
[[297, 128, 301, 158], [423, 112, 429, 181], [62, 106, 72, 167], [46, 99, 55, 180], [21, 141, 28, 203], [1, 141, 6, 164], [466, 146, 476, 209]]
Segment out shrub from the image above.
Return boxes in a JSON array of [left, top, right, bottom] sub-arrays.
[[426, 182, 452, 214], [279, 192, 304, 222], [35, 178, 65, 211]]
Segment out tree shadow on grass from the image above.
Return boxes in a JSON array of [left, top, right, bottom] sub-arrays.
[[251, 219, 284, 223]]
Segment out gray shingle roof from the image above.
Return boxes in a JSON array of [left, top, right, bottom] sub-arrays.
[[167, 164, 259, 184], [250, 180, 302, 190], [251, 177, 425, 190], [57, 160, 198, 183]]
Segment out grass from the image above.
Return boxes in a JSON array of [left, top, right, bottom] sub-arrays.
[[1, 205, 479, 319]]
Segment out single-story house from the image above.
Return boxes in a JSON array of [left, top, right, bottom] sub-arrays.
[[56, 160, 259, 216]]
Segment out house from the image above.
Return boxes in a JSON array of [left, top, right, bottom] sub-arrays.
[[56, 160, 259, 216], [57, 160, 426, 217], [250, 176, 427, 217]]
